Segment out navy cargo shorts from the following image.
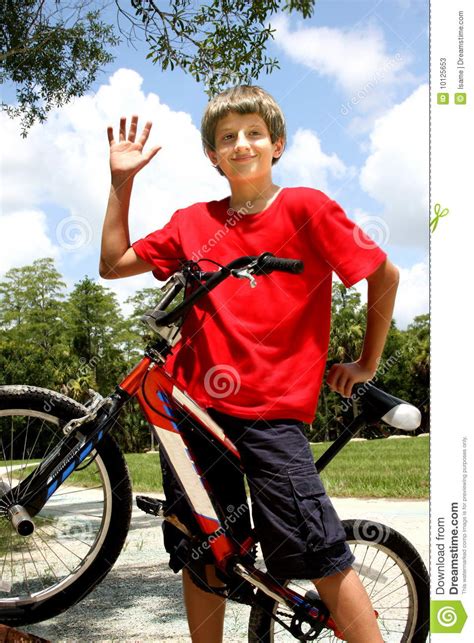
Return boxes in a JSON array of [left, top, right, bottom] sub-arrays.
[[160, 408, 354, 580]]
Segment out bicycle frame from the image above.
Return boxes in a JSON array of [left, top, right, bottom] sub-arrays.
[[120, 354, 349, 637], [5, 250, 370, 638], [128, 354, 242, 567], [2, 352, 341, 637], [2, 252, 426, 639]]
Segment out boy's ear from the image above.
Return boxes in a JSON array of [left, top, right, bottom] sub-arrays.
[[273, 137, 285, 159], [206, 147, 218, 166]]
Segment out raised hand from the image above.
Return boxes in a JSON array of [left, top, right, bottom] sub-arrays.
[[107, 115, 161, 181]]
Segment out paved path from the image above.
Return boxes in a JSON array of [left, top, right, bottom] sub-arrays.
[[20, 492, 428, 642]]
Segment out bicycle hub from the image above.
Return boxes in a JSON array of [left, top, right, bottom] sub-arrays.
[[8, 504, 35, 536]]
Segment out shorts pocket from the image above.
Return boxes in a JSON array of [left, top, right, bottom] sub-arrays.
[[288, 466, 346, 552]]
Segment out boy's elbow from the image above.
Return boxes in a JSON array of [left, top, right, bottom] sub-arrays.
[[388, 261, 400, 286], [382, 259, 399, 280], [99, 261, 115, 280], [367, 259, 399, 288]]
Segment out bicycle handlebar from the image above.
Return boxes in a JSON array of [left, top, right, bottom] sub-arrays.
[[254, 252, 304, 275], [142, 253, 304, 330]]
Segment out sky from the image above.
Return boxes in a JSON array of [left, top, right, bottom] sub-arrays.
[[0, 0, 429, 329]]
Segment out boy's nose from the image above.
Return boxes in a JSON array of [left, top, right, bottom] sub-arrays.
[[234, 132, 250, 150]]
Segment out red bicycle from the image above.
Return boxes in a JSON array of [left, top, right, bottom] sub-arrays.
[[0, 253, 429, 641]]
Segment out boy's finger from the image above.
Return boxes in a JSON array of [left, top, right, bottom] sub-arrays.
[[328, 369, 342, 392], [107, 126, 115, 146], [344, 379, 354, 398], [326, 364, 339, 386], [119, 116, 126, 141], [337, 375, 348, 397], [138, 121, 153, 147], [128, 115, 139, 142], [144, 146, 162, 163]]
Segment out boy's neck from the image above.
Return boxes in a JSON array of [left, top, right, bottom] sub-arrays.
[[229, 180, 281, 214]]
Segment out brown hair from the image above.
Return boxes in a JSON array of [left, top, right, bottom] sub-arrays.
[[201, 85, 286, 174]]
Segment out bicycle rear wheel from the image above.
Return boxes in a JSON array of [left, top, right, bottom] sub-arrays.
[[0, 385, 132, 626], [248, 519, 429, 642]]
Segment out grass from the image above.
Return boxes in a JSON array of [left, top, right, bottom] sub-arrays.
[[311, 436, 429, 499], [3, 453, 163, 491], [123, 452, 163, 492], [2, 437, 429, 499], [128, 437, 429, 498]]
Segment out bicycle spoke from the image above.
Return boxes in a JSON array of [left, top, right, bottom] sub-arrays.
[[52, 484, 104, 497], [36, 520, 97, 549], [1, 411, 103, 592], [26, 540, 45, 592]]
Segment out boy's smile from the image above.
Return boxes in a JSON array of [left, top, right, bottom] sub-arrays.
[[208, 112, 283, 184]]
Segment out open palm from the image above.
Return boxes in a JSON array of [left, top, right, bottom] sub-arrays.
[[107, 115, 161, 179]]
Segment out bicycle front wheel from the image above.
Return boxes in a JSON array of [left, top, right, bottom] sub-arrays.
[[0, 385, 132, 626], [248, 519, 429, 642]]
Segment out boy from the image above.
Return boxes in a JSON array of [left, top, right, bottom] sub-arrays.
[[100, 86, 399, 642]]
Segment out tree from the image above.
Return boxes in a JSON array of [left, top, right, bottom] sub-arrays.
[[63, 276, 128, 397], [1, 0, 119, 135], [312, 283, 365, 441], [0, 258, 68, 387], [119, 0, 315, 95], [311, 284, 430, 441], [404, 314, 429, 429], [328, 283, 365, 363], [124, 286, 162, 350], [2, 0, 315, 134]]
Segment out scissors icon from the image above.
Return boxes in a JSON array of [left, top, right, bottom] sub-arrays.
[[430, 203, 449, 233]]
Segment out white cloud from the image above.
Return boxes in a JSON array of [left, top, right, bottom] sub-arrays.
[[359, 84, 428, 248], [1, 68, 227, 276], [273, 15, 414, 115], [394, 260, 429, 328], [351, 259, 428, 329], [275, 128, 350, 191], [98, 271, 161, 318], [0, 210, 59, 274]]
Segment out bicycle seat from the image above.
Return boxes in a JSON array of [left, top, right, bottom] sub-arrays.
[[356, 383, 421, 431]]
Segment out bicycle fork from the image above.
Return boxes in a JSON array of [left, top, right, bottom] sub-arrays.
[[1, 387, 130, 536]]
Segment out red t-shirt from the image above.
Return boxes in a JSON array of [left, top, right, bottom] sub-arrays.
[[132, 187, 386, 423]]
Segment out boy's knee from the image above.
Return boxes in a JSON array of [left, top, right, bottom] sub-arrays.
[[203, 564, 226, 587], [312, 565, 353, 586], [183, 564, 226, 592]]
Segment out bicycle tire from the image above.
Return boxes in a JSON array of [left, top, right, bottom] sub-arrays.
[[0, 385, 132, 626], [248, 519, 429, 642]]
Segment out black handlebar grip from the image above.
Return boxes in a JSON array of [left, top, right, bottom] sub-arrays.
[[257, 254, 304, 274]]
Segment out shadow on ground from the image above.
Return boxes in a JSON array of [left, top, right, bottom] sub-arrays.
[[23, 562, 187, 641]]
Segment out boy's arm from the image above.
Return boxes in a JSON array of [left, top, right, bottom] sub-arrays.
[[327, 259, 400, 398], [99, 116, 161, 279]]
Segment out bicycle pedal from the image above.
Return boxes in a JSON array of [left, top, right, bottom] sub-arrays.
[[136, 495, 165, 517], [304, 590, 328, 612], [304, 591, 346, 640]]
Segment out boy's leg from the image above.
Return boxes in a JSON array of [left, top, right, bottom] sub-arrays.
[[160, 411, 250, 642], [206, 412, 381, 641], [313, 567, 383, 643], [182, 565, 226, 643]]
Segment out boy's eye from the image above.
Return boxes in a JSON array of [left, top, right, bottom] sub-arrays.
[[223, 133, 234, 141]]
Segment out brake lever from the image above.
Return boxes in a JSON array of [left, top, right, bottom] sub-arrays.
[[231, 268, 257, 288]]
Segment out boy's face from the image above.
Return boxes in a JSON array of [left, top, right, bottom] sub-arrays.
[[207, 112, 284, 184]]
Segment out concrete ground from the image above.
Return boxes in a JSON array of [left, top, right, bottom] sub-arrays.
[[17, 491, 428, 642]]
